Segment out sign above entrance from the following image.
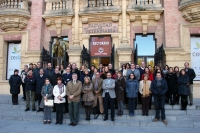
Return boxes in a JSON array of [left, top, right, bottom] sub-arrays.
[[83, 23, 118, 34], [90, 36, 112, 57]]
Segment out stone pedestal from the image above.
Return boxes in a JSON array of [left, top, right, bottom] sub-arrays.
[[116, 48, 133, 67], [67, 46, 82, 68]]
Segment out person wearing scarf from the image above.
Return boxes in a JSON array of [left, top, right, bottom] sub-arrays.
[[40, 78, 53, 124], [139, 74, 151, 116], [151, 72, 168, 125], [53, 77, 66, 125]]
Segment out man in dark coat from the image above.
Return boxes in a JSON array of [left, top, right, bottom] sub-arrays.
[[166, 68, 178, 105], [45, 63, 54, 81], [184, 62, 196, 106], [9, 69, 22, 105], [62, 67, 72, 113], [35, 68, 46, 112], [51, 68, 62, 112], [151, 72, 168, 125], [71, 63, 80, 80], [24, 69, 36, 111], [33, 62, 42, 78]]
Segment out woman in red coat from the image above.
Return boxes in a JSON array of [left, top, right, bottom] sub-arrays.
[[141, 67, 154, 81], [141, 67, 154, 109]]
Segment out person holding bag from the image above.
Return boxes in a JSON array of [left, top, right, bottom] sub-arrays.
[[82, 76, 95, 120], [39, 78, 53, 124], [139, 74, 151, 116], [53, 77, 66, 125]]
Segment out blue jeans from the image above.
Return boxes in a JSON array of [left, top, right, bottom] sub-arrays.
[[128, 98, 136, 115], [154, 95, 166, 120]]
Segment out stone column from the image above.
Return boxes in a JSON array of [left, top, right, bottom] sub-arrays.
[[73, 0, 80, 47], [67, 0, 82, 68], [120, 0, 129, 47], [116, 0, 132, 64]]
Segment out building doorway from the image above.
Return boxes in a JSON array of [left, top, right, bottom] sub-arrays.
[[89, 36, 112, 68], [134, 34, 156, 67]]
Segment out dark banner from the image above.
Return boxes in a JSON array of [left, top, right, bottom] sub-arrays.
[[90, 36, 112, 57]]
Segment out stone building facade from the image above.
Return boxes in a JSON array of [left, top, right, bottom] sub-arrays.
[[0, 0, 200, 94]]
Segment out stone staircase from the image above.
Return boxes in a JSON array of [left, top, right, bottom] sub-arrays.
[[0, 95, 200, 128]]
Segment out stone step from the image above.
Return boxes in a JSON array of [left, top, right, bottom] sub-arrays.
[[1, 107, 199, 116], [1, 110, 199, 122], [0, 102, 197, 110], [0, 114, 199, 128]]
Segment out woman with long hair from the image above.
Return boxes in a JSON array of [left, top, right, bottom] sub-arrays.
[[178, 69, 190, 110], [82, 76, 95, 120], [115, 72, 126, 116], [139, 74, 151, 116]]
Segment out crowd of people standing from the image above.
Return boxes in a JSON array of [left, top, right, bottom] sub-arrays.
[[8, 61, 196, 126]]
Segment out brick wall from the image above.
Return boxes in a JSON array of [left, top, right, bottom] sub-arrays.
[[163, 0, 189, 47]]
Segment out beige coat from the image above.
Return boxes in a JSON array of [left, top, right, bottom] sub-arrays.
[[66, 80, 82, 102], [82, 82, 95, 102], [139, 80, 152, 95], [92, 78, 103, 96]]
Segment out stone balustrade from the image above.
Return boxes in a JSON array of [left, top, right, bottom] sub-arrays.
[[44, 0, 74, 16], [0, 0, 31, 32], [0, 0, 30, 10], [87, 0, 113, 7], [128, 0, 162, 10]]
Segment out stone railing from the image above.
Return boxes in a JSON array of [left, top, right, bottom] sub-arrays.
[[43, 0, 74, 16], [0, 0, 30, 10], [128, 0, 163, 10], [0, 0, 31, 31], [87, 0, 113, 7]]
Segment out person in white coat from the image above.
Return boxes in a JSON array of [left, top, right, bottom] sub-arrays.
[[53, 77, 66, 125]]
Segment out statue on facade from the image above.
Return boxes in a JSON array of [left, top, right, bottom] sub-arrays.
[[52, 38, 65, 57]]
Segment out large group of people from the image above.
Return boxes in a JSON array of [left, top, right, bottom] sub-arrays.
[[8, 61, 196, 126]]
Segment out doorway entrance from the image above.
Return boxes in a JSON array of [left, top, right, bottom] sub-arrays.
[[134, 34, 156, 67], [91, 57, 110, 68], [89, 36, 112, 68]]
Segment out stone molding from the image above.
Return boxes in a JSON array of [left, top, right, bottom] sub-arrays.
[[128, 10, 163, 34], [179, 0, 200, 23]]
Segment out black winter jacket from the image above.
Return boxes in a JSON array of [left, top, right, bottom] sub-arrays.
[[9, 75, 22, 95]]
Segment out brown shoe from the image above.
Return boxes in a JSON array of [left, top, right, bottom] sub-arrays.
[[47, 121, 51, 124], [162, 120, 168, 125], [44, 121, 47, 124], [152, 118, 159, 122]]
